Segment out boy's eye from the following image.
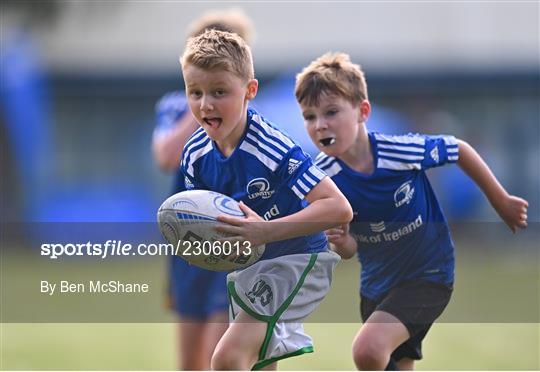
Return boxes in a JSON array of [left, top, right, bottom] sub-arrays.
[[189, 90, 202, 98], [214, 89, 225, 97], [326, 109, 338, 116], [303, 114, 315, 122]]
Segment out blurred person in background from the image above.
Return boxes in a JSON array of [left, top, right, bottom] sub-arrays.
[[295, 52, 529, 371], [151, 8, 254, 370], [1, 26, 54, 222]]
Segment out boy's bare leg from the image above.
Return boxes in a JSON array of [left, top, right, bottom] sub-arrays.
[[397, 357, 415, 370], [211, 310, 268, 370], [352, 311, 410, 370], [204, 312, 229, 367], [260, 362, 278, 370]]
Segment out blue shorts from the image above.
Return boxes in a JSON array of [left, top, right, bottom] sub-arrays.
[[168, 256, 229, 319]]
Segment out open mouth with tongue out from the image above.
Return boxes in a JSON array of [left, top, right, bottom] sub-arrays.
[[203, 117, 222, 129], [319, 137, 336, 147]]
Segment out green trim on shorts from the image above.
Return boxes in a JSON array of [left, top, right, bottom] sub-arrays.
[[227, 285, 237, 320], [252, 346, 314, 370], [227, 253, 318, 368], [258, 253, 317, 361]]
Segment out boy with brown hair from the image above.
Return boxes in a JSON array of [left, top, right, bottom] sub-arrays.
[[295, 52, 528, 370], [178, 31, 353, 370]]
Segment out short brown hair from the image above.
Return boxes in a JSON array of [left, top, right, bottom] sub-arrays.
[[180, 29, 254, 82], [187, 8, 254, 45], [295, 52, 368, 107]]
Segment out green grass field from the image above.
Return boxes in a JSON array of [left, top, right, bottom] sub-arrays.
[[2, 323, 538, 370], [1, 236, 539, 370]]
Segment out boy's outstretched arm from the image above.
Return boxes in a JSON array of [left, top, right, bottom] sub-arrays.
[[216, 177, 353, 246], [456, 139, 528, 233]]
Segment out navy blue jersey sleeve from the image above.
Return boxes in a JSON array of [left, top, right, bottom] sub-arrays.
[[276, 146, 326, 200], [153, 91, 189, 140]]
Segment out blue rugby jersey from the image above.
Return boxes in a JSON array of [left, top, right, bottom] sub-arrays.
[[316, 132, 459, 300], [177, 107, 329, 260]]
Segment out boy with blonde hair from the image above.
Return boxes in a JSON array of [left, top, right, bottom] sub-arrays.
[[153, 8, 253, 172], [152, 8, 254, 370], [179, 31, 353, 370], [295, 52, 528, 370]]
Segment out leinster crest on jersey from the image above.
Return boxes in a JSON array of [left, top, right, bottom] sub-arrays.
[[394, 181, 415, 208], [246, 178, 275, 200]]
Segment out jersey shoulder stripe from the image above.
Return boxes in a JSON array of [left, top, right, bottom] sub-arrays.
[[322, 160, 343, 177], [249, 125, 289, 156], [377, 157, 421, 170], [239, 110, 297, 172], [315, 153, 335, 169], [185, 139, 213, 177], [374, 133, 425, 148], [246, 131, 285, 161], [184, 127, 207, 150], [374, 133, 424, 170], [251, 113, 295, 151], [315, 152, 327, 162], [317, 155, 342, 177], [377, 143, 425, 154], [378, 151, 424, 161], [244, 134, 282, 165], [182, 130, 210, 169], [239, 141, 280, 171]]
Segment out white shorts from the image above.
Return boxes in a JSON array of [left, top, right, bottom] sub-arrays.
[[226, 250, 341, 370]]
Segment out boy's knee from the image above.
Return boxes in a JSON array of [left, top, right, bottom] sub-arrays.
[[211, 346, 234, 371], [352, 336, 389, 370], [211, 343, 249, 371]]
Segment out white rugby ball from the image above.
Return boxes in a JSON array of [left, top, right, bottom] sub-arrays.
[[157, 190, 265, 271]]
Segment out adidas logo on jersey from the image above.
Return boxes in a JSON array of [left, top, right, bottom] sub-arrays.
[[430, 147, 439, 163], [288, 158, 301, 174], [184, 177, 194, 190]]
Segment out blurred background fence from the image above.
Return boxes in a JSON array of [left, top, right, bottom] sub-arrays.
[[1, 1, 538, 223]]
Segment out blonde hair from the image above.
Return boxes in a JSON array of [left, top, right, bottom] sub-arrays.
[[181, 29, 254, 82], [187, 8, 254, 45], [295, 52, 368, 107]]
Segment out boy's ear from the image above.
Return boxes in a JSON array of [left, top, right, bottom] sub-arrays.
[[358, 100, 371, 122], [246, 79, 258, 100]]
